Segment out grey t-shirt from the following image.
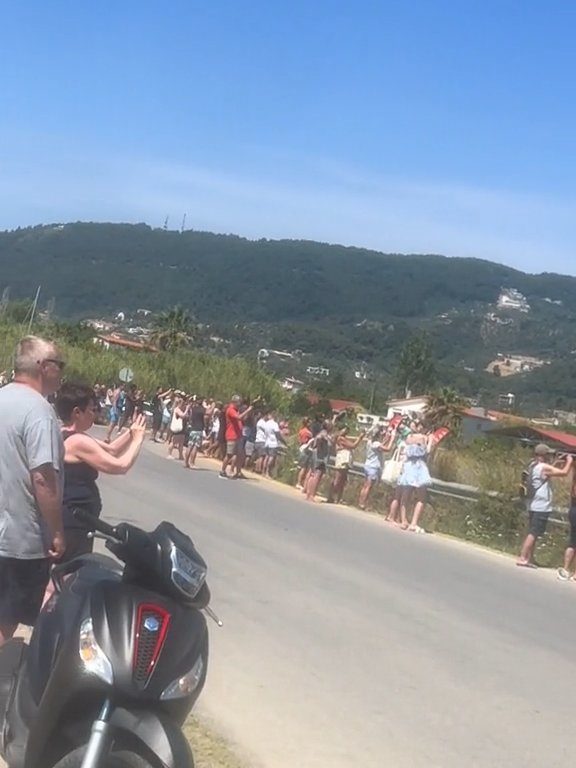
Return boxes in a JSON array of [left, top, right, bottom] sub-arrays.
[[0, 383, 64, 559], [528, 462, 553, 514]]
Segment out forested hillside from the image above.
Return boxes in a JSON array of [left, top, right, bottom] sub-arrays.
[[1, 222, 575, 411]]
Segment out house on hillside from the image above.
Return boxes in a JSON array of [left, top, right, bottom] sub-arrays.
[[94, 334, 158, 353], [460, 407, 531, 443], [386, 396, 429, 420], [307, 394, 364, 414], [497, 288, 530, 312], [281, 377, 304, 393]]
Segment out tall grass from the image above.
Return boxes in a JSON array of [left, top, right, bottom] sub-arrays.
[[0, 322, 288, 405]]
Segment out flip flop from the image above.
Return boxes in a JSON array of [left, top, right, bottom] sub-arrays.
[[516, 561, 538, 569]]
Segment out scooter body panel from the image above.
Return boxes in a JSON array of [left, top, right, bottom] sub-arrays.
[[2, 554, 208, 768]]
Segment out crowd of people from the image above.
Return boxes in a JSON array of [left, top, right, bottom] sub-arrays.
[[96, 382, 440, 531], [85, 376, 576, 574], [2, 333, 576, 648], [93, 383, 291, 479]]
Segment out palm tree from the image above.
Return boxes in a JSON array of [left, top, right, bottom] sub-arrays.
[[424, 387, 468, 432], [150, 306, 195, 352]]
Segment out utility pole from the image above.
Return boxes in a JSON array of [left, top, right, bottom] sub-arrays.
[[0, 287, 9, 317], [26, 286, 41, 333], [369, 381, 377, 412]]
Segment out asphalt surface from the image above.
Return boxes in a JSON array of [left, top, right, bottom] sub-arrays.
[[97, 442, 576, 768]]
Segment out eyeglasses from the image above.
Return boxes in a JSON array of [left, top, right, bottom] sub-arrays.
[[42, 358, 66, 370]]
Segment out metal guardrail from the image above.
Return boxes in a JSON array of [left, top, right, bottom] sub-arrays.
[[320, 458, 570, 526]]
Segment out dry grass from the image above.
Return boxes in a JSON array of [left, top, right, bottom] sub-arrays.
[[184, 717, 249, 768]]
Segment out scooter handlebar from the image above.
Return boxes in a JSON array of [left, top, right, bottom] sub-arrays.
[[72, 508, 119, 539]]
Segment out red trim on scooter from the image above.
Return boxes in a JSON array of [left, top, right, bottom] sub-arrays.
[[133, 603, 171, 683]]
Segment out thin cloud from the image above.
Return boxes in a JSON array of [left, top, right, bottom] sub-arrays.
[[0, 144, 574, 275]]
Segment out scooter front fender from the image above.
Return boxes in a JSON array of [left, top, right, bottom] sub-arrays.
[[109, 707, 194, 768]]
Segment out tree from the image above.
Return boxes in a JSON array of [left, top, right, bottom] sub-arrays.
[[151, 306, 195, 352], [395, 334, 436, 398], [424, 387, 468, 432]]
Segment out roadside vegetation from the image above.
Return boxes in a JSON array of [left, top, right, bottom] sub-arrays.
[[1, 310, 571, 566], [0, 318, 287, 407]]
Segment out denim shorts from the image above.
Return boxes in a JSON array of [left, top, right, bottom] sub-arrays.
[[364, 465, 380, 482]]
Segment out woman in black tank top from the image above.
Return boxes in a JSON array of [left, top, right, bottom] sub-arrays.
[[55, 383, 147, 564]]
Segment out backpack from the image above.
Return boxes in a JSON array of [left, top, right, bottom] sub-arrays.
[[520, 460, 547, 500]]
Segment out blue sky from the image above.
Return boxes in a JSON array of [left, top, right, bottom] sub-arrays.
[[1, 0, 575, 274]]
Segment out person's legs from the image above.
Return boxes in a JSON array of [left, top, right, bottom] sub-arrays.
[[254, 443, 265, 474], [265, 448, 278, 477], [333, 469, 348, 503], [306, 467, 325, 501], [0, 557, 50, 648], [190, 437, 201, 467], [409, 488, 428, 531], [387, 490, 400, 523], [234, 440, 247, 478], [152, 415, 162, 442], [167, 432, 176, 457], [359, 473, 375, 509], [221, 441, 237, 476], [399, 487, 411, 529], [518, 533, 537, 565], [563, 547, 576, 572], [518, 511, 547, 565], [184, 442, 193, 468], [559, 505, 576, 577], [105, 410, 118, 442], [244, 441, 255, 469], [327, 471, 339, 503]]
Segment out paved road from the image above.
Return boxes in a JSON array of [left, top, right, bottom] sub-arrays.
[[98, 443, 576, 768]]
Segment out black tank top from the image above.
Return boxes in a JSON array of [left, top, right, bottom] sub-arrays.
[[62, 431, 103, 529]]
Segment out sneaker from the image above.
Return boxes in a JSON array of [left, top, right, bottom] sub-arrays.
[[218, 471, 228, 479], [557, 568, 571, 581]]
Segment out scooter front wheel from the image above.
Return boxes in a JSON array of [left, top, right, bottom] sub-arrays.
[[52, 747, 155, 768]]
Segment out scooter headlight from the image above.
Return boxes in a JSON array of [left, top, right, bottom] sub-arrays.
[[169, 544, 206, 599], [79, 618, 114, 685], [160, 655, 204, 700]]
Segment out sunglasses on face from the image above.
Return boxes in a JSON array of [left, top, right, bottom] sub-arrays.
[[42, 358, 66, 370]]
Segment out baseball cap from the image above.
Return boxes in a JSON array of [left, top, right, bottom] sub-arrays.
[[534, 443, 553, 456]]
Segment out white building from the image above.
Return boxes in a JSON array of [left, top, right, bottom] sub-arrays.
[[497, 288, 530, 312], [385, 396, 429, 420]]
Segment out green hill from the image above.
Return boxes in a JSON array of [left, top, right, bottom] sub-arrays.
[[1, 222, 575, 410]]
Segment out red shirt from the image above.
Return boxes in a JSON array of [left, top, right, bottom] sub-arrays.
[[298, 426, 312, 445], [225, 404, 242, 441]]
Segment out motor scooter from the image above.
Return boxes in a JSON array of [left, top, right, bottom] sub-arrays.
[[0, 510, 218, 768]]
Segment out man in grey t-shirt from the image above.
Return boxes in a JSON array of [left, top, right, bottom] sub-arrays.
[[517, 443, 574, 568], [0, 336, 65, 644]]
